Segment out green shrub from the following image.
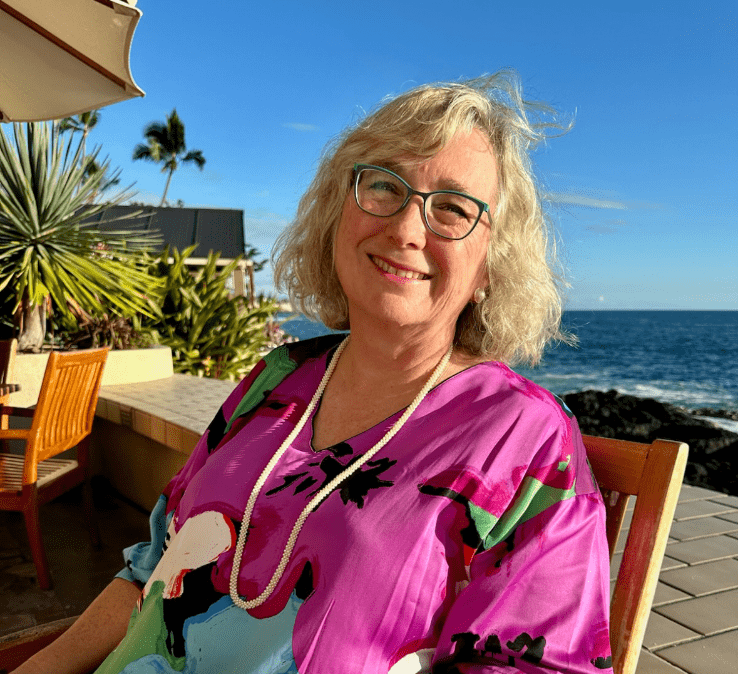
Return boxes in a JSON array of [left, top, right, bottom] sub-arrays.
[[135, 246, 282, 380]]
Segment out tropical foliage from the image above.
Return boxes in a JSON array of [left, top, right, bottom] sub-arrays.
[[134, 246, 283, 380], [132, 109, 205, 206], [0, 121, 162, 351]]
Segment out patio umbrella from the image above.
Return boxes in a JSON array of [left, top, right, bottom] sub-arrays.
[[0, 0, 145, 122]]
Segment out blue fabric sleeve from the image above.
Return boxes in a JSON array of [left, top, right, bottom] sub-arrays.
[[115, 494, 172, 586]]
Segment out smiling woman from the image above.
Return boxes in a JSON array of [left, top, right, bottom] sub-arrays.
[[17, 72, 614, 674]]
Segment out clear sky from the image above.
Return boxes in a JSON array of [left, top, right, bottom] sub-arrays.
[[86, 0, 736, 309]]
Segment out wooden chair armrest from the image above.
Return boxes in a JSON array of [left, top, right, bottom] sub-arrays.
[[0, 616, 79, 673]]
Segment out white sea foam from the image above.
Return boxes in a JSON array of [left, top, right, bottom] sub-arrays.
[[695, 417, 738, 435]]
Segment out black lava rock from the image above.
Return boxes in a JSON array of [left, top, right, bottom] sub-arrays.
[[562, 389, 738, 496]]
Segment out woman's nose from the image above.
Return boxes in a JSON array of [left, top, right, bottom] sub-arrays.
[[385, 195, 428, 247]]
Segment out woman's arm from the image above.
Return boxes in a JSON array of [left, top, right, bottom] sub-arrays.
[[13, 577, 141, 674]]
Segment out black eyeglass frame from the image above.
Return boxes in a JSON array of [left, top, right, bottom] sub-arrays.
[[352, 163, 490, 241]]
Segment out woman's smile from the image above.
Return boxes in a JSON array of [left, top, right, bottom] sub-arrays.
[[369, 254, 432, 281]]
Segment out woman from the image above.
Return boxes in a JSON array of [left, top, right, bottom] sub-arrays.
[[19, 72, 612, 674]]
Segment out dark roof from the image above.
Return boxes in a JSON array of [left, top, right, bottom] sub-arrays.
[[89, 205, 246, 259]]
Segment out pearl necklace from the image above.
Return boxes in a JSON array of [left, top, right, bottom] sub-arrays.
[[229, 337, 454, 610]]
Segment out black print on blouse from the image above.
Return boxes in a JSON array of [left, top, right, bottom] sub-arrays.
[[435, 631, 547, 671], [417, 485, 484, 549], [205, 408, 228, 452], [592, 656, 613, 669], [493, 530, 516, 568], [295, 561, 314, 600], [162, 562, 224, 659], [267, 443, 396, 510]]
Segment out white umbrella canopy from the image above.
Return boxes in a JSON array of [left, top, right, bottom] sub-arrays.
[[0, 0, 145, 122]]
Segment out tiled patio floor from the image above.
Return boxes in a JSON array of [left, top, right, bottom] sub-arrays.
[[622, 483, 738, 673], [1, 481, 735, 672]]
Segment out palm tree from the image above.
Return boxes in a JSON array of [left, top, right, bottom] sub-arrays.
[[59, 112, 119, 202], [132, 109, 205, 206], [0, 122, 162, 352], [59, 110, 100, 158]]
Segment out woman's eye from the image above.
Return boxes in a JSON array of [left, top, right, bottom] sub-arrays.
[[437, 200, 472, 220], [368, 180, 399, 194]]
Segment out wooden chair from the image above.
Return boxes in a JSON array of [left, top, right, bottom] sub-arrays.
[[583, 435, 688, 674], [0, 347, 109, 591], [0, 432, 689, 673], [0, 338, 18, 430]]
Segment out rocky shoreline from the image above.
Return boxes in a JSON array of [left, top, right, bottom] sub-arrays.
[[561, 389, 738, 497]]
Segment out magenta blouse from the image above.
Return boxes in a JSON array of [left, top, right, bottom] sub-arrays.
[[99, 335, 613, 673]]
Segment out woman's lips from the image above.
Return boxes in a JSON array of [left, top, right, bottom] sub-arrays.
[[370, 255, 430, 280]]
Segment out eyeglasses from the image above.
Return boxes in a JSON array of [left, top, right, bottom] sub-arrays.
[[353, 163, 489, 240]]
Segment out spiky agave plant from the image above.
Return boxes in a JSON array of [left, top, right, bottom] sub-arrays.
[[0, 121, 162, 352]]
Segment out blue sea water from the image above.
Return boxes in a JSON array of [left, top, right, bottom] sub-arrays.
[[280, 311, 738, 412]]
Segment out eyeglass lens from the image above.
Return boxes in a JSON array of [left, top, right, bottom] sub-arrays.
[[355, 167, 481, 239]]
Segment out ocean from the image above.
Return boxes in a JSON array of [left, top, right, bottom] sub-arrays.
[[279, 310, 738, 414]]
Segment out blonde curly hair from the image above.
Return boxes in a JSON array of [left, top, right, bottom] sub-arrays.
[[273, 70, 572, 366]]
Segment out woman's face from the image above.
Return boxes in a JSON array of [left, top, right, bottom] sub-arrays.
[[334, 128, 497, 343]]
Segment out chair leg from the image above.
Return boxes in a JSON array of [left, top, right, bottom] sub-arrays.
[[22, 484, 53, 590]]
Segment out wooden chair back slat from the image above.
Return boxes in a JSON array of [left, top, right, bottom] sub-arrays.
[[583, 435, 688, 674], [0, 339, 18, 421], [26, 350, 108, 481]]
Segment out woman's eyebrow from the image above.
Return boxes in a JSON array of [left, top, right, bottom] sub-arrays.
[[437, 178, 474, 195], [380, 161, 476, 196]]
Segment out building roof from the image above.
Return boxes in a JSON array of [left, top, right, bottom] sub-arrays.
[[89, 205, 246, 259]]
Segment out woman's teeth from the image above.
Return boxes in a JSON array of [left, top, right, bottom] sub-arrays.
[[372, 256, 429, 280]]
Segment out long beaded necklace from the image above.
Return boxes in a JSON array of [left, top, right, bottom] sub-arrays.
[[229, 336, 454, 610]]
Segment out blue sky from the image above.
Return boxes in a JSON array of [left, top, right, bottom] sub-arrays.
[[86, 0, 736, 309]]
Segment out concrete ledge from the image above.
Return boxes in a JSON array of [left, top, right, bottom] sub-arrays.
[[91, 373, 237, 510], [91, 419, 191, 511], [11, 346, 174, 407]]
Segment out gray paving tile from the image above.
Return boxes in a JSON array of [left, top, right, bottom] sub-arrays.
[[674, 500, 738, 521], [652, 581, 692, 607], [665, 536, 738, 565], [717, 511, 738, 524], [659, 558, 738, 596], [655, 589, 738, 635], [642, 612, 700, 649], [668, 516, 738, 541], [611, 552, 623, 581], [661, 555, 688, 572], [657, 629, 738, 674], [708, 494, 738, 508], [622, 508, 635, 529], [678, 485, 725, 502], [636, 648, 689, 674]]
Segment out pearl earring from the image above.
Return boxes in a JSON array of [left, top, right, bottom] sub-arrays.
[[473, 288, 486, 304]]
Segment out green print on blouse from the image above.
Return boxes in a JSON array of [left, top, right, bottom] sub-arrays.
[[422, 471, 578, 554], [224, 346, 298, 435], [478, 476, 577, 551], [96, 581, 186, 673]]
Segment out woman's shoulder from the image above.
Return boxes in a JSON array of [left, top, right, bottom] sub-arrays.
[[450, 360, 597, 485], [456, 358, 575, 424]]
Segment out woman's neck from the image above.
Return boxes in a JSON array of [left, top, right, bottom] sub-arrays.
[[310, 323, 486, 451]]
